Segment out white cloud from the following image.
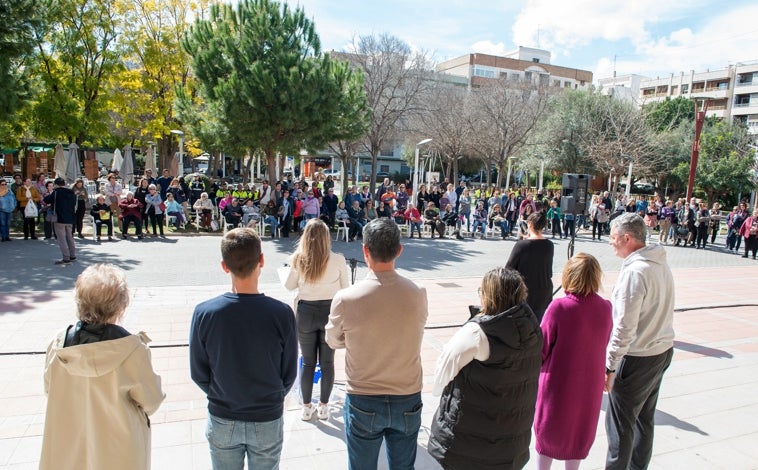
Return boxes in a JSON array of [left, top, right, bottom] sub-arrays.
[[471, 40, 510, 57], [602, 4, 758, 79]]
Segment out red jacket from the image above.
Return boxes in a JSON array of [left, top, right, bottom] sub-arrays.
[[738, 216, 757, 238], [119, 198, 143, 220]]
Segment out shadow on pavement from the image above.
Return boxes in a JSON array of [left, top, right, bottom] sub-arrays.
[[655, 409, 709, 436], [673, 340, 733, 359]]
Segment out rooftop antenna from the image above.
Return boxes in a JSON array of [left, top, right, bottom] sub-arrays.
[[537, 24, 541, 48]]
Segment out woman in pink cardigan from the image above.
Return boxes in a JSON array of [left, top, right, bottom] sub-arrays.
[[534, 253, 613, 470], [738, 208, 758, 259]]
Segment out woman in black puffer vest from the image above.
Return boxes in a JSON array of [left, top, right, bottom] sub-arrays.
[[428, 267, 543, 470]]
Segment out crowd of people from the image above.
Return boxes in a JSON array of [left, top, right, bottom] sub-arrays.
[[40, 211, 679, 470], [6, 168, 756, 261]]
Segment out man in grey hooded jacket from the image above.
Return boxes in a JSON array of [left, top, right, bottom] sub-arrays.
[[604, 212, 675, 470]]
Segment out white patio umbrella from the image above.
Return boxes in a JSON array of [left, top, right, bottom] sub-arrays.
[[53, 143, 66, 178], [64, 143, 80, 184], [144, 146, 157, 175], [170, 154, 180, 178], [111, 148, 123, 173], [120, 144, 134, 185]]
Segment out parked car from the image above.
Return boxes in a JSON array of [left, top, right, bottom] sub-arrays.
[[323, 168, 341, 179], [375, 171, 390, 181]]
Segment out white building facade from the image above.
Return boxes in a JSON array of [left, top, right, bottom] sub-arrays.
[[599, 60, 758, 140]]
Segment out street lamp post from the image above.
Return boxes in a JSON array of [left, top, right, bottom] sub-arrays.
[[625, 159, 633, 200], [413, 138, 432, 207], [505, 157, 516, 191], [170, 129, 184, 175]]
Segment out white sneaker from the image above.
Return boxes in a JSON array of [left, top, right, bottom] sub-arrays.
[[316, 403, 329, 420], [301, 405, 315, 421]]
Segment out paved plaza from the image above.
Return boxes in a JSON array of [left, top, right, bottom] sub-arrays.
[[1, 230, 757, 469]]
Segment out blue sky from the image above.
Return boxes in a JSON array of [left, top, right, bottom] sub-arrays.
[[285, 0, 758, 82]]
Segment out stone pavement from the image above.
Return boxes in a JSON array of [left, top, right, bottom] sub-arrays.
[[1, 261, 758, 469]]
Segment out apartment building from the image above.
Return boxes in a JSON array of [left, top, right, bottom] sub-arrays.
[[599, 61, 758, 138], [436, 46, 593, 90]]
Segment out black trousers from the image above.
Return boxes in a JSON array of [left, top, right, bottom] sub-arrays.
[[696, 225, 709, 247], [94, 219, 113, 237], [148, 212, 164, 235], [296, 300, 335, 405], [23, 217, 36, 238], [744, 235, 758, 258], [606, 348, 674, 470], [75, 203, 86, 235]]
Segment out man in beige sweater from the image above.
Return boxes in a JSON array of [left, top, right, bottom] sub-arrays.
[[326, 218, 428, 470]]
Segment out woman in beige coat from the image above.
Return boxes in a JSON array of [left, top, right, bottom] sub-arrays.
[[40, 264, 165, 470]]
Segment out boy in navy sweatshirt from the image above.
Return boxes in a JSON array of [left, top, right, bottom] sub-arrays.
[[190, 227, 298, 469]]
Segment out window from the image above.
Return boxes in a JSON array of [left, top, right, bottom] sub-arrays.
[[380, 165, 390, 173], [472, 66, 495, 78], [553, 79, 561, 87], [539, 74, 550, 86], [510, 73, 520, 81], [681, 84, 689, 94], [532, 58, 540, 63], [524, 71, 533, 82]]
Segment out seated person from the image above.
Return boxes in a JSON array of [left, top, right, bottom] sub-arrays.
[[193, 192, 215, 230], [336, 201, 357, 240], [222, 198, 244, 226], [365, 200, 378, 221], [471, 200, 488, 238], [376, 200, 392, 219], [424, 201, 446, 239], [119, 192, 143, 239], [441, 203, 464, 240], [165, 192, 185, 230], [90, 195, 113, 241], [488, 203, 508, 239], [405, 205, 423, 238], [347, 200, 367, 234], [261, 199, 280, 237], [241, 199, 261, 226]]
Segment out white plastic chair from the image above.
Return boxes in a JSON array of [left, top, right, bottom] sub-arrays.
[[335, 219, 350, 242]]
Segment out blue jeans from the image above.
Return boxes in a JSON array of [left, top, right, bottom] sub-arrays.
[[205, 414, 283, 470], [344, 393, 422, 470], [471, 220, 486, 237], [0, 211, 10, 240]]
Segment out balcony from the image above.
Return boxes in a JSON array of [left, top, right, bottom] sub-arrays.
[[731, 103, 758, 116]]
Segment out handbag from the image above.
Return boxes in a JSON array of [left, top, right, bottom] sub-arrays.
[[159, 202, 166, 211], [24, 200, 38, 218]]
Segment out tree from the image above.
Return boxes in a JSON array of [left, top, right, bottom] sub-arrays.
[[339, 34, 432, 193], [108, 0, 201, 169], [672, 121, 756, 204], [528, 89, 595, 176], [0, 0, 44, 141], [183, 0, 361, 183], [471, 77, 550, 188], [578, 92, 660, 193], [28, 0, 120, 145], [645, 96, 696, 132], [323, 65, 371, 196], [418, 82, 473, 185]]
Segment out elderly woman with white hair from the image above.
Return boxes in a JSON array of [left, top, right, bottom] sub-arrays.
[[40, 264, 164, 470], [119, 191, 144, 239], [193, 191, 215, 230], [144, 183, 165, 237]]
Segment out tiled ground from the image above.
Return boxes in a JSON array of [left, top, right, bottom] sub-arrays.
[[1, 267, 757, 469]]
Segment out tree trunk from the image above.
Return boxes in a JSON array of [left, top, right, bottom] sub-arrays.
[[265, 150, 277, 184], [369, 151, 378, 194]]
